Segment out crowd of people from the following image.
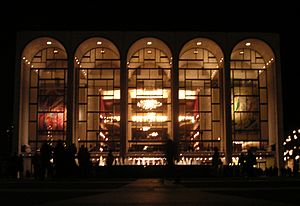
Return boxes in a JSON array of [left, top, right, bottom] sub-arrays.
[[7, 140, 107, 180], [5, 139, 299, 180], [30, 141, 94, 179]]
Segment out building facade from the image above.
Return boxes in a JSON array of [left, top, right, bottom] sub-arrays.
[[13, 31, 283, 169]]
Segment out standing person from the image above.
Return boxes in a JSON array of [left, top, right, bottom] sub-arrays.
[[106, 149, 115, 167], [31, 151, 42, 180], [40, 142, 53, 179], [106, 149, 115, 177], [17, 154, 24, 179], [53, 140, 66, 178], [238, 152, 246, 177], [212, 147, 221, 177], [246, 149, 257, 178], [77, 145, 91, 177], [66, 143, 78, 177], [164, 136, 178, 181], [165, 138, 175, 167], [9, 153, 19, 179]]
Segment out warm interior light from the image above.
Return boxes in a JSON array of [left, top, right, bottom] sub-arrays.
[[140, 126, 151, 131], [137, 99, 162, 110], [102, 89, 197, 100], [132, 113, 167, 122], [147, 41, 152, 45], [129, 89, 169, 99], [101, 90, 120, 99], [178, 116, 195, 123], [46, 41, 52, 45], [245, 42, 251, 46]]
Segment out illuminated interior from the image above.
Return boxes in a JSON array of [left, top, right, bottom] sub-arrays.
[[18, 34, 279, 167], [23, 38, 68, 151], [127, 38, 172, 153], [230, 39, 274, 152], [179, 38, 224, 154], [75, 38, 120, 153]]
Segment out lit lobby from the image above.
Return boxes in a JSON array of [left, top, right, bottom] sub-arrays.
[[13, 31, 283, 170]]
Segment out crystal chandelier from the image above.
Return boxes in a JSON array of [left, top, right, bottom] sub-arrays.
[[137, 99, 162, 110]]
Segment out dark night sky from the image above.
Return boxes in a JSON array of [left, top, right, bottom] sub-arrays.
[[1, 3, 300, 137]]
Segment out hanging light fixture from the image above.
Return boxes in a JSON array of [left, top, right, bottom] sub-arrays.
[[137, 99, 162, 110]]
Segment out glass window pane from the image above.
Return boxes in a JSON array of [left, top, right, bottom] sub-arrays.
[[186, 70, 197, 79], [200, 113, 211, 130], [79, 88, 87, 103], [29, 122, 36, 141], [30, 70, 38, 87], [212, 88, 219, 103], [212, 105, 220, 121], [260, 89, 267, 103], [114, 70, 120, 87], [213, 122, 221, 139], [87, 113, 99, 130], [101, 69, 113, 78], [29, 105, 37, 121], [246, 70, 257, 79], [259, 71, 267, 87], [30, 88, 37, 103], [87, 96, 99, 111], [261, 122, 268, 139], [200, 96, 211, 111], [78, 122, 86, 139], [260, 105, 268, 121], [79, 105, 86, 121]]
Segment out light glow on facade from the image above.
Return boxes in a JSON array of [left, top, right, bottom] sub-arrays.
[[15, 32, 282, 171]]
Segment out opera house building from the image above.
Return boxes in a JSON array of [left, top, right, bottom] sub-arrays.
[[13, 31, 283, 171]]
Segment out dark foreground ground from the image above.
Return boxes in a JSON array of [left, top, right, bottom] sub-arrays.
[[0, 176, 299, 206]]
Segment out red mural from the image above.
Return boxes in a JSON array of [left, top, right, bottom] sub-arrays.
[[38, 91, 65, 130], [38, 112, 64, 130]]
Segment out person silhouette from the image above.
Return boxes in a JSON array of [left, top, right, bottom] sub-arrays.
[[31, 151, 42, 180], [40, 142, 53, 179], [53, 140, 66, 178], [17, 154, 24, 179], [77, 145, 91, 177], [10, 153, 19, 179], [238, 152, 247, 177], [164, 137, 178, 181], [245, 149, 257, 178], [106, 149, 114, 167], [165, 138, 176, 167], [212, 147, 221, 176]]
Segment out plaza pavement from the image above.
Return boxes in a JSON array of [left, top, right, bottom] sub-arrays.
[[1, 177, 299, 206]]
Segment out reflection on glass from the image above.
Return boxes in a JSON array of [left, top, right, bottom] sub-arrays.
[[179, 46, 222, 153], [127, 46, 171, 153], [231, 48, 268, 152]]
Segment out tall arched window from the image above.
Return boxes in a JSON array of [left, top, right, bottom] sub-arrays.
[[75, 38, 120, 154], [179, 38, 224, 156], [127, 38, 172, 154], [230, 39, 275, 153], [21, 38, 68, 151]]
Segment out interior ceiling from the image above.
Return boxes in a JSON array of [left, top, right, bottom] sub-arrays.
[[22, 37, 67, 61], [75, 37, 120, 61], [179, 38, 224, 66], [23, 37, 275, 70], [232, 39, 275, 61], [127, 38, 172, 61]]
